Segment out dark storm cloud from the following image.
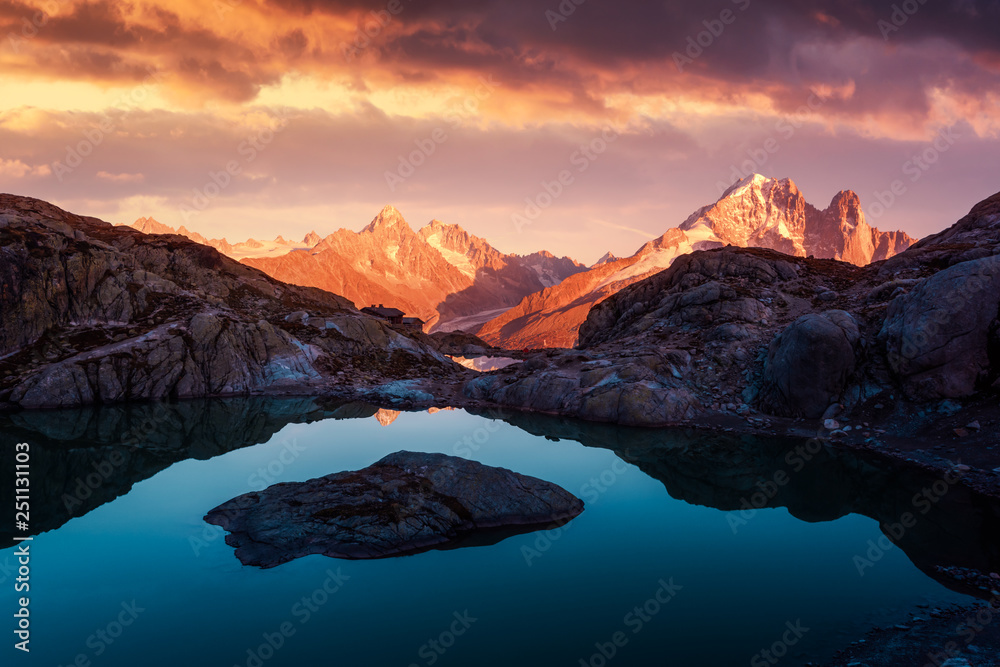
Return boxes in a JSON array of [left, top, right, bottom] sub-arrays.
[[0, 1, 273, 99], [1, 0, 996, 125], [248, 0, 1000, 132], [2, 0, 997, 263], [269, 0, 1000, 66]]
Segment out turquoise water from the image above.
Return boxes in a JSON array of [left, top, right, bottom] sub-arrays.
[[0, 403, 975, 666]]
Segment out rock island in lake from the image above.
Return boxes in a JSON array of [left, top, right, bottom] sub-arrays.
[[205, 451, 584, 567]]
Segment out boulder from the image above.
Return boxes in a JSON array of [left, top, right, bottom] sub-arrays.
[[205, 451, 584, 566], [580, 249, 795, 348], [757, 310, 861, 418], [879, 256, 1000, 400], [464, 348, 699, 427], [8, 315, 323, 409]]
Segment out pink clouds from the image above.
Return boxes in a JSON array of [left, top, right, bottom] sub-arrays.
[[0, 0, 996, 263]]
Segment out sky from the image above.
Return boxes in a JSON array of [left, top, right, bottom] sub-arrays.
[[0, 0, 998, 265]]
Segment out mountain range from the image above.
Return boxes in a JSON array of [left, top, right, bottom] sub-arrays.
[[126, 207, 586, 332], [126, 174, 914, 348], [476, 174, 916, 348], [129, 217, 320, 261]]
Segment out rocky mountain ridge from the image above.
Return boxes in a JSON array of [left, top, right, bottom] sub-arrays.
[[0, 194, 462, 410], [242, 206, 586, 331], [129, 208, 586, 333], [593, 252, 620, 267], [8, 186, 994, 438], [128, 217, 320, 261], [466, 188, 1000, 432], [477, 175, 915, 349], [682, 174, 912, 264]]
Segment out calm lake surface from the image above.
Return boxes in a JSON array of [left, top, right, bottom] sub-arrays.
[[0, 399, 982, 666]]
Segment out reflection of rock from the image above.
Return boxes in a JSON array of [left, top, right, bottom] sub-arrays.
[[374, 408, 401, 426], [205, 451, 584, 567], [0, 397, 380, 548], [9, 394, 1000, 600], [326, 402, 380, 420], [473, 408, 1000, 600]]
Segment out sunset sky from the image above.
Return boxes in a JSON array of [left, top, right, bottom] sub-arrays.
[[1, 0, 998, 264]]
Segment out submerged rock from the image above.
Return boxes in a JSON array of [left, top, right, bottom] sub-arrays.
[[205, 451, 584, 567]]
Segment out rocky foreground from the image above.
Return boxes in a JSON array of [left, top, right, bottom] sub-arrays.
[[0, 195, 470, 409], [239, 205, 586, 331], [466, 190, 1000, 434], [5, 188, 1000, 449], [205, 451, 584, 566], [6, 189, 1000, 663], [5, 188, 1000, 451], [820, 602, 1000, 667]]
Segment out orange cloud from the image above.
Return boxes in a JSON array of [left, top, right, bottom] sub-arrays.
[[1, 0, 998, 265], [0, 157, 50, 178], [0, 0, 996, 143], [96, 170, 144, 182]]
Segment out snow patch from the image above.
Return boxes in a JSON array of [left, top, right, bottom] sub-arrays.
[[435, 307, 514, 333], [424, 231, 477, 279], [528, 263, 562, 288], [721, 173, 771, 199], [595, 228, 722, 290], [227, 240, 313, 261], [449, 356, 522, 372]]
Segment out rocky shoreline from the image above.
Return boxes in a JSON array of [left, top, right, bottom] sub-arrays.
[[5, 191, 1000, 453], [4, 189, 1000, 662], [819, 600, 1000, 667], [0, 194, 466, 410]]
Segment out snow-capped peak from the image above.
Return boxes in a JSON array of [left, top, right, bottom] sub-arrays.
[[363, 205, 410, 234], [593, 252, 620, 267], [720, 173, 786, 200]]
